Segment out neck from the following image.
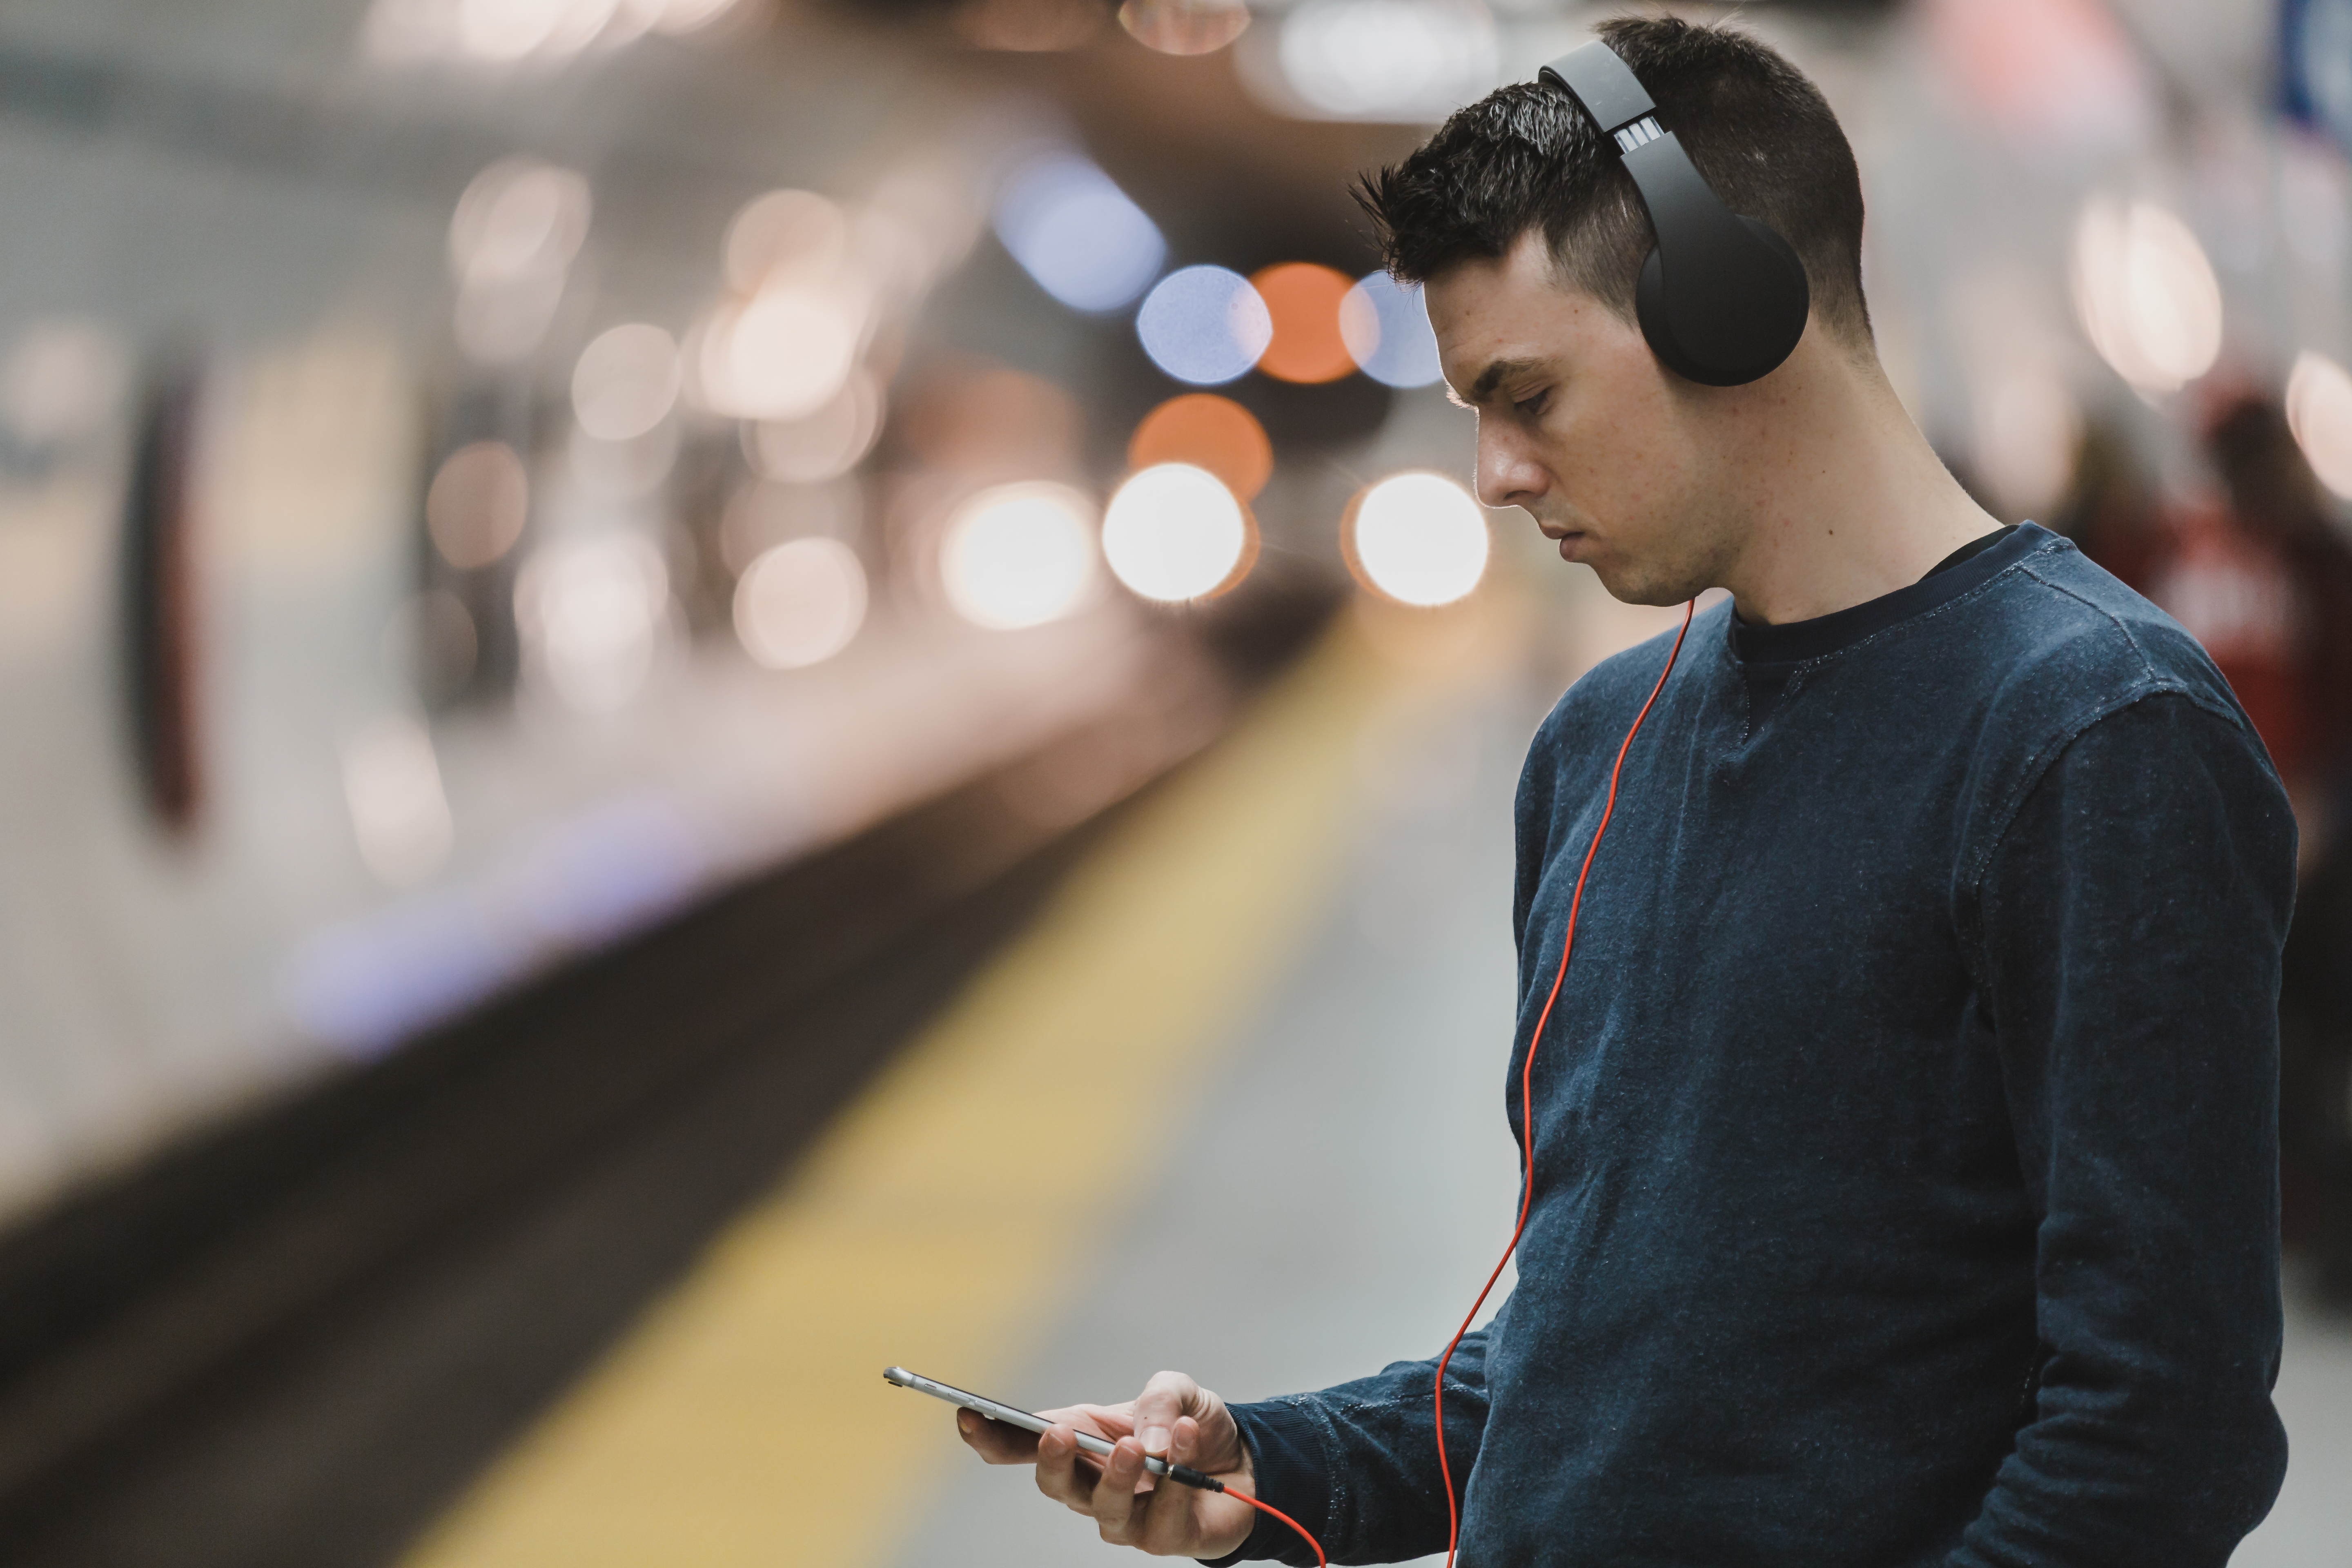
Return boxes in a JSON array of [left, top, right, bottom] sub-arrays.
[[1716, 334, 2001, 626]]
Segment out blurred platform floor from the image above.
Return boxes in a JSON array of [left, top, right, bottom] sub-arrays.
[[394, 607, 2352, 1568]]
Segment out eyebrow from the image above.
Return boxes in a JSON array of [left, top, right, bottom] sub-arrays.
[[1457, 356, 1546, 408]]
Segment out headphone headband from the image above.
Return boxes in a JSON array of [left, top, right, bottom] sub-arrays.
[[1537, 40, 1809, 387]]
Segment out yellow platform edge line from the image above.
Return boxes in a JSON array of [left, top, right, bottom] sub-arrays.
[[397, 622, 1397, 1568]]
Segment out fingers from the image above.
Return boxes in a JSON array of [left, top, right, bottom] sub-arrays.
[[956, 1408, 1038, 1465], [1088, 1436, 1154, 1545], [1171, 1414, 1200, 1467], [1129, 1370, 1203, 1465], [1025, 1400, 1255, 1559], [1032, 1424, 1104, 1515]]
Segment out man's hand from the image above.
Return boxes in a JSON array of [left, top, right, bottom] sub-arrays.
[[956, 1370, 1258, 1557]]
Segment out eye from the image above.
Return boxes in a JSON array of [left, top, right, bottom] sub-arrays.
[[1512, 388, 1550, 419]]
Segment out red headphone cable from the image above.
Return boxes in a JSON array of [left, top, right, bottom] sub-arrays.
[[1430, 600, 1695, 1568], [1157, 1461, 1326, 1565]]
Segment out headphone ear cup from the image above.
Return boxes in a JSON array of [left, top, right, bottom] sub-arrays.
[[1634, 219, 1810, 388], [1634, 246, 1708, 385]]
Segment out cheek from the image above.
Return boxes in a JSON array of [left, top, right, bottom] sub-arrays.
[[1550, 397, 1678, 514]]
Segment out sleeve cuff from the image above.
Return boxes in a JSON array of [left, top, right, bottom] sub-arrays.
[[1197, 1398, 1330, 1566]]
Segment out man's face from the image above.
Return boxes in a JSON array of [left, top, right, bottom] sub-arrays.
[[1424, 229, 1743, 606]]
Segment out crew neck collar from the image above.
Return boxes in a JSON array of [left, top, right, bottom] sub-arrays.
[[1730, 523, 2045, 668]]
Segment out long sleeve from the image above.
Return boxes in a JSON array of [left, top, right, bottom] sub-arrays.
[[1210, 1316, 1498, 1566], [1957, 690, 2294, 1565]]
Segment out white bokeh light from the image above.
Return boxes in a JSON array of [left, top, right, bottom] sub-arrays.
[[341, 713, 454, 887], [940, 482, 1101, 630], [365, 0, 747, 62], [572, 323, 680, 441], [1275, 0, 1498, 122], [2070, 198, 2223, 395], [448, 158, 590, 285], [2287, 350, 2352, 501], [446, 158, 590, 364], [1102, 463, 1248, 602], [515, 534, 670, 711], [733, 537, 869, 669], [725, 189, 851, 294], [1350, 472, 1488, 606], [695, 282, 869, 421]]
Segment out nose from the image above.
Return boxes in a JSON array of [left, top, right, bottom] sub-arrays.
[[1475, 418, 1548, 512]]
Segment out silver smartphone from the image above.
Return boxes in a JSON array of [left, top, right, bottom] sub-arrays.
[[884, 1365, 1195, 1482]]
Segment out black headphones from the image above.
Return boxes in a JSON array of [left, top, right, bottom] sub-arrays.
[[1538, 41, 1810, 387]]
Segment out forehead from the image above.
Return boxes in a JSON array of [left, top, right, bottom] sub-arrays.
[[1423, 235, 1620, 399]]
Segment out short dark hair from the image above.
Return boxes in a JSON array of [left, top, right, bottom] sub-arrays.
[[1353, 16, 1872, 346]]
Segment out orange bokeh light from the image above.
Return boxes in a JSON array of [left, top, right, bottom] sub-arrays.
[[1250, 262, 1357, 384], [1127, 392, 1274, 500]]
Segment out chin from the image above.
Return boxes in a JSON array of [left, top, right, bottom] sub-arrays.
[[1589, 565, 1664, 608]]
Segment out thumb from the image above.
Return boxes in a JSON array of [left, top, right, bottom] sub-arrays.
[[1131, 1370, 1206, 1460]]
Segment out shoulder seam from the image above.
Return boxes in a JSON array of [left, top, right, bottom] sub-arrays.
[[2012, 557, 2157, 685], [1960, 682, 2245, 906]]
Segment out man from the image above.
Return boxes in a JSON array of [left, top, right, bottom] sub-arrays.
[[959, 17, 2293, 1565]]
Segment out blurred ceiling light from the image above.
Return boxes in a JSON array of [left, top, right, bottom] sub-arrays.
[[1349, 472, 1488, 606], [366, 0, 737, 60], [721, 478, 863, 575], [1973, 370, 2081, 519], [1137, 265, 1273, 385], [515, 534, 670, 711], [1251, 262, 1358, 383], [644, 0, 744, 32], [343, 714, 455, 888], [1920, 0, 2150, 156], [449, 158, 589, 362], [2287, 350, 2352, 500], [453, 0, 612, 60], [733, 537, 869, 668], [1118, 0, 1250, 55], [746, 370, 883, 483], [724, 189, 850, 295], [427, 441, 531, 569], [1340, 272, 1443, 388], [1277, 0, 1497, 122], [1102, 463, 1248, 601], [993, 153, 1166, 313], [590, 0, 662, 47], [572, 323, 681, 441], [695, 282, 869, 421], [1128, 393, 1272, 499], [956, 0, 1105, 50], [0, 317, 128, 447], [449, 159, 591, 284], [940, 481, 1101, 630], [2070, 197, 2223, 395]]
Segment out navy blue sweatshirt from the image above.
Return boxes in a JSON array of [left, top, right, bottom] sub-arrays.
[[1216, 525, 2292, 1566]]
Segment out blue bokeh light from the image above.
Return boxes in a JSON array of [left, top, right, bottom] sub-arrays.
[[993, 153, 1166, 313], [1341, 272, 1444, 388], [1136, 265, 1274, 385]]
